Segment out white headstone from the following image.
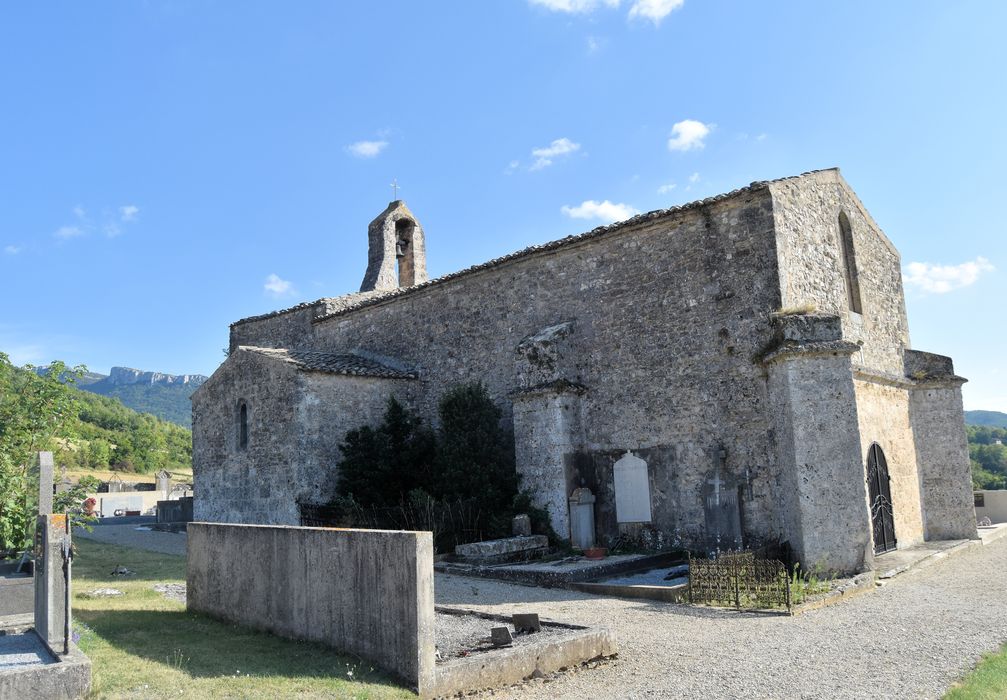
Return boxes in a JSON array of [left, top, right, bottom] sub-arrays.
[[613, 451, 652, 523]]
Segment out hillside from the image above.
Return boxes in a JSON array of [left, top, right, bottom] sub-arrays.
[[965, 410, 1007, 428], [65, 387, 192, 475], [39, 365, 207, 427]]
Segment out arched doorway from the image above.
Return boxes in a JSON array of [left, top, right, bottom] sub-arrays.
[[867, 443, 897, 554]]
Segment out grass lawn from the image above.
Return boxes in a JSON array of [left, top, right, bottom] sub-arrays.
[[66, 467, 194, 484], [72, 538, 413, 699], [945, 644, 1007, 700]]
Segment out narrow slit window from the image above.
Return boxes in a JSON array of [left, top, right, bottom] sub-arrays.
[[838, 212, 863, 314], [237, 400, 248, 450]]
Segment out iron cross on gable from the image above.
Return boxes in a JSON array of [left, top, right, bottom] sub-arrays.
[[390, 178, 400, 200]]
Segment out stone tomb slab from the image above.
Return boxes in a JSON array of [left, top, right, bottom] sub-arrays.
[[0, 629, 92, 699], [432, 607, 616, 696], [454, 535, 548, 564]]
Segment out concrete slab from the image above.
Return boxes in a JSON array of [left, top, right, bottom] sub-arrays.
[[0, 630, 91, 699], [875, 539, 973, 579], [0, 632, 57, 669], [431, 607, 616, 697], [978, 522, 1007, 546]]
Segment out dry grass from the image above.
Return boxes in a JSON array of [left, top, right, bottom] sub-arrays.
[[72, 538, 412, 699], [65, 467, 193, 484]]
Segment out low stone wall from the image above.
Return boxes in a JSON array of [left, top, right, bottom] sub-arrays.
[[186, 523, 435, 694]]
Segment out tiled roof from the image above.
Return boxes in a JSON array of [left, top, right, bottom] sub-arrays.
[[231, 291, 387, 327], [310, 169, 838, 323], [234, 168, 838, 327], [238, 346, 417, 379]]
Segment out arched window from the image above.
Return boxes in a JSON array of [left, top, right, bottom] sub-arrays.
[[237, 400, 248, 451], [838, 212, 863, 314]]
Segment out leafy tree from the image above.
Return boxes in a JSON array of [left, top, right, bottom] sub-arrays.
[[0, 354, 84, 557], [337, 397, 436, 507], [434, 383, 517, 515]]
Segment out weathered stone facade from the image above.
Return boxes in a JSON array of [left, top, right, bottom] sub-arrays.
[[192, 168, 978, 573]]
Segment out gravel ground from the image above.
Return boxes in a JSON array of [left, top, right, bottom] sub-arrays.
[[435, 538, 1007, 699], [74, 524, 187, 557]]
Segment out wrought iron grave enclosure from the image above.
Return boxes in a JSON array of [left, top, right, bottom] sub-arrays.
[[687, 550, 791, 611]]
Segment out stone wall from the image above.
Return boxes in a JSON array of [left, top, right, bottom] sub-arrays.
[[853, 375, 924, 548], [187, 523, 435, 694], [769, 171, 910, 375], [766, 348, 873, 574], [906, 349, 978, 541], [192, 349, 414, 524], [301, 190, 787, 550], [209, 169, 977, 565]]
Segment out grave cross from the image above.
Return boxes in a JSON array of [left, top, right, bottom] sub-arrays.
[[709, 472, 723, 505]]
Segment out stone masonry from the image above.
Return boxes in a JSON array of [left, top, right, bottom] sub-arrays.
[[192, 168, 978, 574]]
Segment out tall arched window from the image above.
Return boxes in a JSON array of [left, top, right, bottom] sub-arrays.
[[838, 212, 863, 314], [237, 400, 248, 451]]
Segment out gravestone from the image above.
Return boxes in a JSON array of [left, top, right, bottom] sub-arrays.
[[512, 514, 532, 537], [613, 452, 652, 523], [569, 487, 596, 550], [702, 471, 743, 551], [38, 451, 54, 516], [156, 470, 171, 496], [33, 513, 71, 655]]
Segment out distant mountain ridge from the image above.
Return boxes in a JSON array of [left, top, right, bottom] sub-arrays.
[[965, 410, 1007, 428], [38, 365, 207, 428]]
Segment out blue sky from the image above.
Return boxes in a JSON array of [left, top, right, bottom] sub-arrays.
[[1, 1, 1004, 410]]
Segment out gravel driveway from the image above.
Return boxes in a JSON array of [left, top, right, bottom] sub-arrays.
[[74, 524, 187, 557], [435, 538, 1007, 699]]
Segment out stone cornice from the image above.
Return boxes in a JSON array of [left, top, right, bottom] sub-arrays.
[[759, 340, 860, 366]]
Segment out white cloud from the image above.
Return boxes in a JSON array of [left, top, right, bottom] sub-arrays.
[[756, 132, 768, 141], [504, 160, 521, 175], [529, 0, 619, 13], [264, 273, 296, 297], [667, 119, 712, 152], [586, 35, 605, 53], [119, 205, 139, 222], [688, 172, 700, 183], [628, 0, 684, 25], [530, 137, 581, 171], [4, 245, 21, 255], [54, 225, 84, 240], [347, 140, 389, 158], [72, 206, 86, 220], [904, 257, 994, 294], [561, 200, 639, 224], [657, 183, 677, 194]]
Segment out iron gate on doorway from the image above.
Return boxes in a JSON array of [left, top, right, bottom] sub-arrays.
[[867, 443, 897, 554]]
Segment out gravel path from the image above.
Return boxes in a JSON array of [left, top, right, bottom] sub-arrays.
[[435, 538, 1007, 699], [74, 524, 187, 557]]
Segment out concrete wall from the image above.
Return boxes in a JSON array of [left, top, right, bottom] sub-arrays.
[[186, 523, 435, 694], [975, 490, 1007, 524]]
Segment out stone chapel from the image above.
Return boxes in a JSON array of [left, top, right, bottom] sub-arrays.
[[191, 168, 978, 574]]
